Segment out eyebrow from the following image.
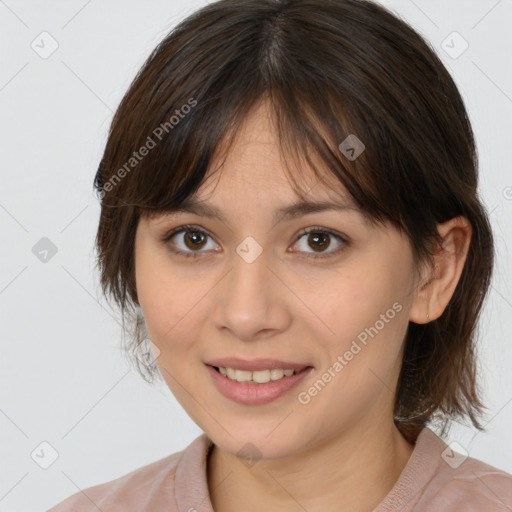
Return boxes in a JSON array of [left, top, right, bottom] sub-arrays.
[[159, 196, 360, 225]]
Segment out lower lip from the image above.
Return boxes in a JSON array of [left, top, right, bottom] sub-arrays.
[[206, 364, 314, 405]]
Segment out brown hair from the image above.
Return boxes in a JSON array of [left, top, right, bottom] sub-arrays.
[[93, 0, 494, 441]]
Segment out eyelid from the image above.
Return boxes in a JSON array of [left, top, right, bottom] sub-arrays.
[[161, 224, 349, 259], [161, 224, 218, 245]]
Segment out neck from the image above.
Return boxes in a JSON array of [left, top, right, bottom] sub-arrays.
[[207, 416, 415, 512]]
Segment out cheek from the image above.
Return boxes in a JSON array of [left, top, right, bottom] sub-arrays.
[[313, 258, 409, 367], [302, 271, 408, 425], [135, 239, 182, 341], [135, 246, 212, 354]]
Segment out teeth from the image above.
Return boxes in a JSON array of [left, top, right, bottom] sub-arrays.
[[217, 366, 301, 384]]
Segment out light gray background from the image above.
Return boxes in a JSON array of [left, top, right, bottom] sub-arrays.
[[0, 1, 511, 510]]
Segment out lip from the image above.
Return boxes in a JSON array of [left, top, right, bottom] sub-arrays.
[[206, 364, 314, 405], [204, 357, 312, 372]]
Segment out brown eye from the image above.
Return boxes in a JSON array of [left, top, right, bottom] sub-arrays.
[[183, 230, 208, 250], [162, 225, 219, 258], [292, 227, 348, 259], [306, 232, 330, 252]]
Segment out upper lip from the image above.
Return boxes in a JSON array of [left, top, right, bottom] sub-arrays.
[[205, 357, 312, 372]]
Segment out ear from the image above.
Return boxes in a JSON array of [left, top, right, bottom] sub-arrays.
[[409, 216, 472, 324]]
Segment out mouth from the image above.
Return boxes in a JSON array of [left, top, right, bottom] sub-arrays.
[[205, 363, 314, 405]]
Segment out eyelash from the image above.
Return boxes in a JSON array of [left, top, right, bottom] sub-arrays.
[[160, 224, 349, 260]]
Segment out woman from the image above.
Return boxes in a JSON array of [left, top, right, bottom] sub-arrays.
[[48, 0, 512, 510]]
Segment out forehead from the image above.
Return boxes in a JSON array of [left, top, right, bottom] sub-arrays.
[[146, 98, 377, 230], [191, 157, 358, 230], [147, 160, 368, 231], [196, 99, 353, 202]]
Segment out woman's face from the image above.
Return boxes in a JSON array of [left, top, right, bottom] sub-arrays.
[[134, 101, 421, 458]]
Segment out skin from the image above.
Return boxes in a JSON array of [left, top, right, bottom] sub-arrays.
[[134, 99, 472, 512]]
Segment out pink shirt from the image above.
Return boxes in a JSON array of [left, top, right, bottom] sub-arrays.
[[47, 427, 512, 511]]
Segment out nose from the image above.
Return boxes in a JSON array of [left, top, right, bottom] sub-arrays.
[[211, 247, 292, 341]]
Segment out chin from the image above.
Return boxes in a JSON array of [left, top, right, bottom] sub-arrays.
[[209, 425, 305, 461]]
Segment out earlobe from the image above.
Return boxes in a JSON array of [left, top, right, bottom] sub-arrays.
[[408, 260, 438, 325], [409, 216, 472, 324]]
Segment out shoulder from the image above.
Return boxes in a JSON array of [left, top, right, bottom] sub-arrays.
[[381, 428, 512, 512], [418, 447, 512, 510], [46, 447, 185, 512]]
